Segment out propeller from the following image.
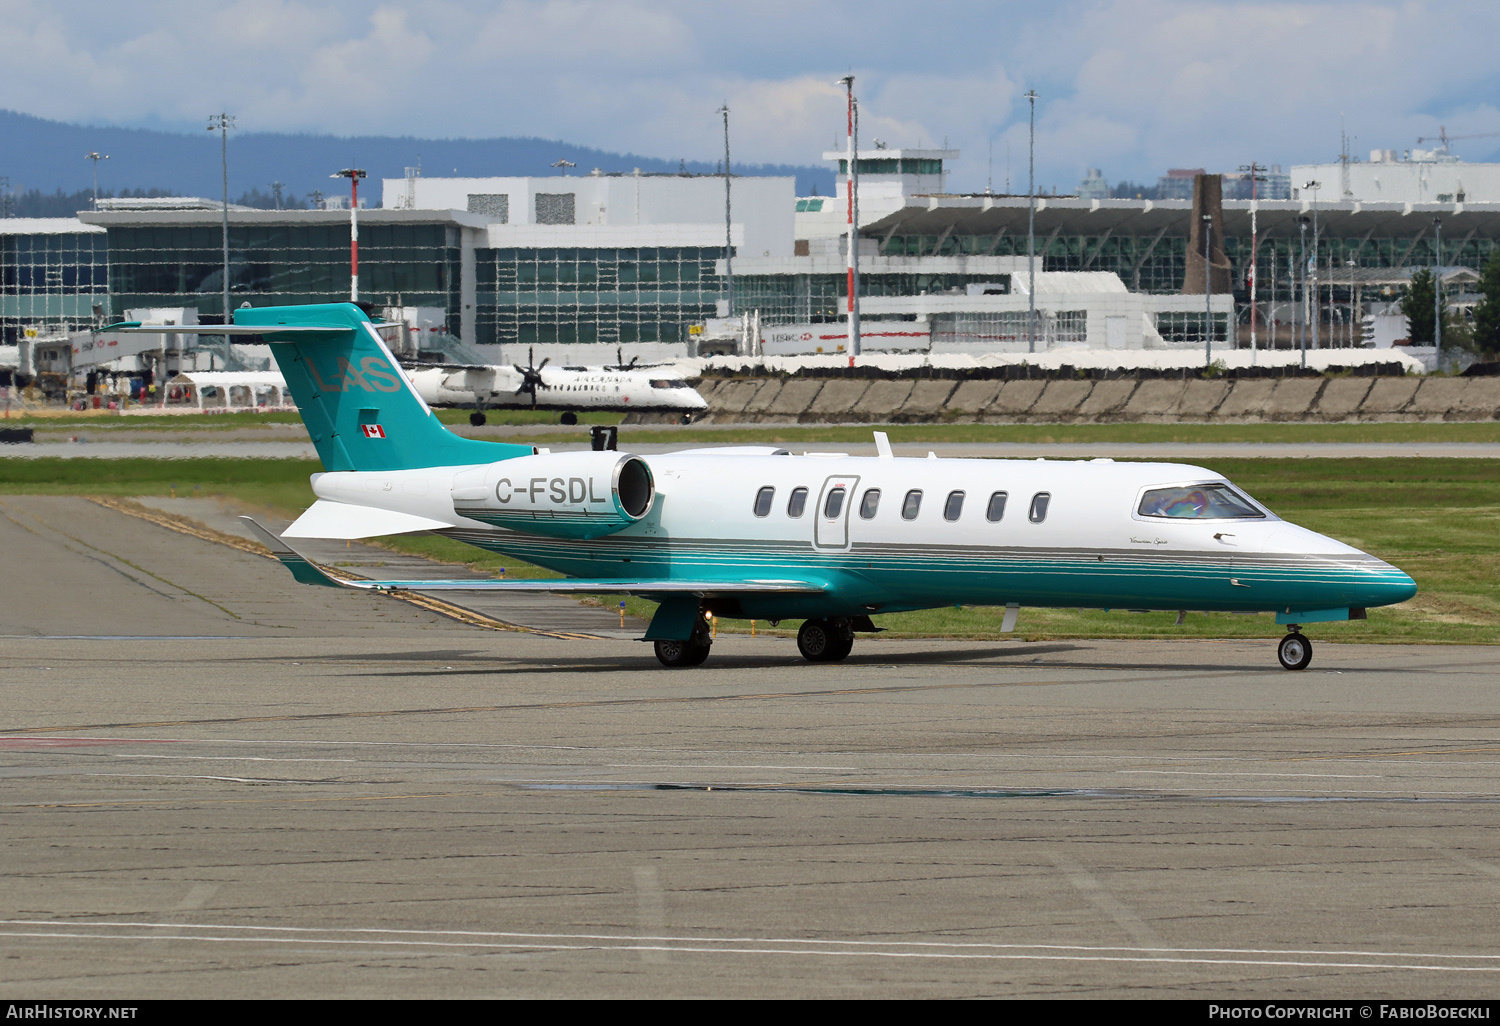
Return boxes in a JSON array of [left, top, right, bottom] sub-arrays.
[[613, 346, 638, 372], [513, 346, 551, 408]]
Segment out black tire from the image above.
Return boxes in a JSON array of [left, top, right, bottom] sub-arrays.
[[468, 411, 487, 426], [1277, 632, 1313, 671], [797, 619, 831, 661], [824, 619, 855, 662], [680, 413, 693, 425], [798, 618, 853, 662], [655, 637, 711, 668], [560, 411, 579, 426]]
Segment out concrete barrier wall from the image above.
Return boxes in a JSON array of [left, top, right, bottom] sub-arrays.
[[678, 375, 1500, 424]]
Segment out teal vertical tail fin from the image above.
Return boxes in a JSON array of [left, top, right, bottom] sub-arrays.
[[236, 303, 530, 472]]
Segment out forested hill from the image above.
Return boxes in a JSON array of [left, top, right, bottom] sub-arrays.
[[0, 108, 833, 208]]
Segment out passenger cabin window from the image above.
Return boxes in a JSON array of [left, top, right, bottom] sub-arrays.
[[823, 487, 847, 519], [1137, 484, 1264, 519], [787, 487, 809, 518], [944, 490, 965, 522], [902, 489, 923, 520], [1028, 492, 1051, 523], [986, 491, 1008, 522], [753, 486, 775, 518], [859, 488, 881, 519]]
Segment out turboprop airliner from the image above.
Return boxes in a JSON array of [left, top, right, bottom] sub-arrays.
[[106, 303, 1416, 670], [403, 350, 707, 426]]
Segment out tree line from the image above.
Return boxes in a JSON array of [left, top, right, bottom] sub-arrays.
[[2, 185, 319, 217], [1402, 256, 1500, 358]]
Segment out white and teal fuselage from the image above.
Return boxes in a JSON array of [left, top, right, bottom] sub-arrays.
[[304, 450, 1416, 625], [111, 302, 1408, 637]]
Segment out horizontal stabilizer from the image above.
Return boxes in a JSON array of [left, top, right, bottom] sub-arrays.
[[284, 500, 452, 540], [102, 323, 344, 335], [240, 518, 824, 595]]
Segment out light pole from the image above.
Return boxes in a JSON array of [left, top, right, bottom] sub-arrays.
[[1297, 215, 1309, 368], [208, 113, 235, 363], [1304, 180, 1321, 354], [1433, 215, 1443, 367], [839, 75, 861, 363], [1202, 214, 1213, 366], [717, 105, 734, 324], [332, 169, 366, 302], [1025, 89, 1038, 354], [85, 152, 109, 211], [1347, 259, 1358, 347], [1239, 162, 1264, 362]]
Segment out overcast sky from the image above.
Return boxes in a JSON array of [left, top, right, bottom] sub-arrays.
[[3, 0, 1498, 192]]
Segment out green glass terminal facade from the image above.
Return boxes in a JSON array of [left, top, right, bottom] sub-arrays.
[[475, 246, 726, 347], [104, 221, 461, 319], [0, 221, 110, 343]]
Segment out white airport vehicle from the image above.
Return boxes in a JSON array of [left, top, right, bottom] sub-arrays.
[[107, 303, 1418, 672]]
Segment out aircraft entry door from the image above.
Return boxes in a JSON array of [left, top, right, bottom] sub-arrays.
[[814, 475, 860, 550]]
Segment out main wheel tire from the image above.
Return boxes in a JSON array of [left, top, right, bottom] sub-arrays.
[[655, 637, 711, 668], [469, 411, 487, 426], [798, 619, 845, 662], [560, 411, 579, 426], [1277, 632, 1313, 671], [680, 413, 693, 425], [824, 618, 855, 662]]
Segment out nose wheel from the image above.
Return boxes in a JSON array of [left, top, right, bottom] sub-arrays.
[[798, 618, 854, 662], [1277, 630, 1313, 671]]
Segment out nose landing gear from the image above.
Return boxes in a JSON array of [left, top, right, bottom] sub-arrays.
[[1277, 627, 1313, 671]]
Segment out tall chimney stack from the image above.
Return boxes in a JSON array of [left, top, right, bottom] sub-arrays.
[[1183, 173, 1232, 295]]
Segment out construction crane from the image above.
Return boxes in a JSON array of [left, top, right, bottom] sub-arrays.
[[1415, 125, 1500, 155]]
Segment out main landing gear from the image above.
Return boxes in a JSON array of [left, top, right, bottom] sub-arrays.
[[652, 614, 865, 668], [654, 615, 712, 668], [797, 617, 854, 663], [1277, 626, 1313, 671]]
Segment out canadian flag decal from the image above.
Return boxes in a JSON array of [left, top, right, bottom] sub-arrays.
[[362, 424, 386, 438]]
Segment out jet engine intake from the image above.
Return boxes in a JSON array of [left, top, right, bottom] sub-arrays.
[[450, 451, 654, 538]]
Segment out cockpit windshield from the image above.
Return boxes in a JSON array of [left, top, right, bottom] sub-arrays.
[[1137, 483, 1265, 520]]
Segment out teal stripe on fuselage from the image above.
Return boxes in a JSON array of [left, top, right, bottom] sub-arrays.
[[436, 528, 1416, 618]]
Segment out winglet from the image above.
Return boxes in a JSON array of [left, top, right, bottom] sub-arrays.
[[873, 431, 893, 459], [239, 517, 359, 589]]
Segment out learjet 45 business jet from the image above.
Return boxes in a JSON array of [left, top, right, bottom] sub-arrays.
[[108, 303, 1416, 670]]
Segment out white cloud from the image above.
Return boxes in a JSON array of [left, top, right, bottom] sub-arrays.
[[0, 0, 1495, 187]]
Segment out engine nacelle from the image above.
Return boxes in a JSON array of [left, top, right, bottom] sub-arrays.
[[450, 451, 655, 539]]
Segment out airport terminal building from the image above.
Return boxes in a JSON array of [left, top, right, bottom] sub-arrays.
[[3, 147, 1499, 366]]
